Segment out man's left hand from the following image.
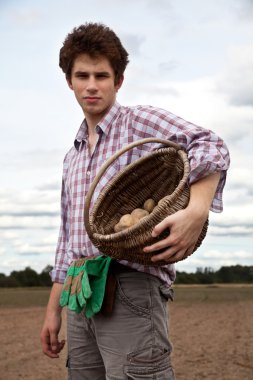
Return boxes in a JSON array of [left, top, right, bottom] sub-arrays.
[[143, 206, 207, 263]]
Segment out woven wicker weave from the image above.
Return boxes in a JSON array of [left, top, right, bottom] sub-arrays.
[[84, 138, 208, 266]]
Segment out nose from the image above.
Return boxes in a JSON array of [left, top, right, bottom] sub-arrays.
[[86, 76, 98, 93]]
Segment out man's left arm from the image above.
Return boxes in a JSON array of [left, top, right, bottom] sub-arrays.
[[144, 172, 221, 263]]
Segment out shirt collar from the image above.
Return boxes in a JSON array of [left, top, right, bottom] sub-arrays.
[[74, 101, 121, 150], [97, 101, 121, 136], [74, 120, 88, 150]]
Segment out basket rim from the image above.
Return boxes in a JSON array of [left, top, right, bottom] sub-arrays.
[[88, 149, 190, 239], [84, 138, 185, 238], [91, 147, 188, 217]]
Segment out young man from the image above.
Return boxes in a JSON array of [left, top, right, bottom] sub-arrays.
[[40, 23, 230, 379]]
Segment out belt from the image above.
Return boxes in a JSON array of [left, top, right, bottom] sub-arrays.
[[109, 260, 138, 274], [100, 261, 137, 316]]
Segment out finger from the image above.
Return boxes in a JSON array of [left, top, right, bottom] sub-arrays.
[[166, 249, 187, 263], [151, 246, 194, 264], [45, 339, 65, 358], [152, 218, 172, 237], [58, 339, 66, 353], [44, 349, 60, 358], [50, 332, 61, 354], [144, 235, 173, 253], [41, 334, 60, 358], [183, 246, 195, 258], [151, 246, 178, 262]]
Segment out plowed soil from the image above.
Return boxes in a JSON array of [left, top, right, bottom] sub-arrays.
[[0, 286, 252, 380]]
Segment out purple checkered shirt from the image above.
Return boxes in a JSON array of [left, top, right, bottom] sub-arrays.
[[51, 102, 230, 284]]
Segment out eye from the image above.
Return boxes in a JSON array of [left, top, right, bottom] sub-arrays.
[[96, 73, 110, 79], [75, 72, 89, 79]]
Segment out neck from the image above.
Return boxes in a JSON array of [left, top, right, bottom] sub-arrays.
[[86, 116, 99, 136], [84, 115, 101, 154]]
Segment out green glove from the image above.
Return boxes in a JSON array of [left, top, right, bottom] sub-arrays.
[[84, 257, 112, 318], [60, 255, 112, 318]]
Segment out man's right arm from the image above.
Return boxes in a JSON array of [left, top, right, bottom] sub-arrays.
[[40, 282, 65, 358], [40, 156, 70, 358]]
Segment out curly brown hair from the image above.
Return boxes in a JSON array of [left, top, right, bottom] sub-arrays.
[[59, 22, 129, 84]]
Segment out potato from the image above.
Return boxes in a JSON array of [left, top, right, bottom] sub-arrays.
[[131, 208, 149, 218], [143, 199, 156, 213], [114, 214, 135, 232], [119, 214, 135, 229], [114, 208, 150, 232], [131, 208, 149, 224], [114, 222, 123, 233]]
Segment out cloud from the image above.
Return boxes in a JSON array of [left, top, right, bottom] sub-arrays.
[[0, 216, 59, 230], [0, 255, 55, 275], [146, 0, 173, 9], [209, 225, 253, 237], [159, 60, 180, 72], [10, 8, 42, 26], [223, 186, 253, 208], [0, 211, 59, 217], [231, 0, 253, 21], [19, 252, 43, 256], [217, 46, 253, 107], [37, 181, 61, 191], [15, 240, 56, 256], [227, 168, 253, 192], [119, 64, 180, 105], [0, 188, 60, 213], [0, 228, 58, 274], [121, 33, 145, 56], [0, 188, 60, 232], [207, 199, 253, 237], [202, 249, 252, 260], [0, 225, 57, 230], [176, 248, 253, 272]]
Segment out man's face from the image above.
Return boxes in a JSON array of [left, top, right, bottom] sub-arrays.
[[67, 54, 123, 123]]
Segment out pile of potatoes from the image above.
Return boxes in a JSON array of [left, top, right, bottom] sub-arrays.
[[114, 198, 156, 233]]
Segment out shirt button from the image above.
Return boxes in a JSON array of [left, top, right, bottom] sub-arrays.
[[87, 171, 90, 176]]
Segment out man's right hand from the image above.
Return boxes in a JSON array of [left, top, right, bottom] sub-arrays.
[[40, 312, 65, 358], [40, 282, 65, 358]]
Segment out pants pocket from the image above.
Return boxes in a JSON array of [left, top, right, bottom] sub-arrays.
[[116, 274, 152, 319], [124, 344, 174, 379], [159, 284, 174, 302]]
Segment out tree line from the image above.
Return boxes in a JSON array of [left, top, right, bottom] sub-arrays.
[[0, 265, 53, 287], [175, 265, 253, 284], [0, 264, 252, 287]]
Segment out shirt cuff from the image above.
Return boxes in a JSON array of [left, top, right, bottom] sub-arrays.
[[50, 268, 68, 284]]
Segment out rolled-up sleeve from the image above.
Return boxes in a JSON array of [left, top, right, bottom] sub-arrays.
[[185, 128, 230, 212]]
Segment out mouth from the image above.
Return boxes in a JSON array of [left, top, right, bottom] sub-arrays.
[[84, 96, 101, 103]]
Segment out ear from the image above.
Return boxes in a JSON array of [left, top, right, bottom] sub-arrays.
[[115, 75, 124, 92], [66, 76, 73, 90]]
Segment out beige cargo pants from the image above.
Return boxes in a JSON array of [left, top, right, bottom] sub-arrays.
[[66, 270, 175, 379]]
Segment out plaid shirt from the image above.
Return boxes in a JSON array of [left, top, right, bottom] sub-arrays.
[[51, 102, 230, 284]]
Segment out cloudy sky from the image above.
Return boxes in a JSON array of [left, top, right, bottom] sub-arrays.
[[0, 0, 252, 275]]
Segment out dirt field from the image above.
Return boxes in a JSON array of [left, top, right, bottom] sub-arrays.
[[0, 286, 252, 380]]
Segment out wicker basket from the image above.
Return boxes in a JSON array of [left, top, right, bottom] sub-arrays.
[[84, 138, 208, 266]]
